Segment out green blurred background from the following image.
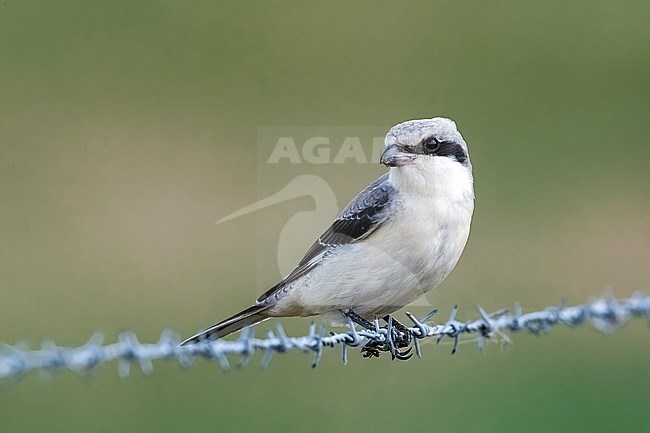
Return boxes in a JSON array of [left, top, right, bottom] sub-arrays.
[[1, 1, 649, 432]]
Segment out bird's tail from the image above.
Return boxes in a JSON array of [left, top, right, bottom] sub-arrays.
[[180, 304, 269, 345]]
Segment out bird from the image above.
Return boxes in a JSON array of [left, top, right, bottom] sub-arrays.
[[182, 117, 475, 356]]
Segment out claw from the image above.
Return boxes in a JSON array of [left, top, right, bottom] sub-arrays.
[[361, 345, 381, 358], [393, 347, 413, 361]]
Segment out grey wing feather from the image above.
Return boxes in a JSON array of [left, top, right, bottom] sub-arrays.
[[256, 173, 395, 304]]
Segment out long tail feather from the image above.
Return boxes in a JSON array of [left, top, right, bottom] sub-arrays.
[[180, 304, 269, 345]]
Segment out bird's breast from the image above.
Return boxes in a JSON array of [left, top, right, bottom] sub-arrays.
[[384, 192, 472, 287]]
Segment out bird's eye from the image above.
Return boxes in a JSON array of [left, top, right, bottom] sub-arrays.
[[423, 137, 440, 153]]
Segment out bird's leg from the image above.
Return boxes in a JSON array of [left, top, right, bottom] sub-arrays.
[[340, 308, 376, 331], [382, 315, 413, 348], [340, 309, 387, 359], [382, 315, 413, 360]]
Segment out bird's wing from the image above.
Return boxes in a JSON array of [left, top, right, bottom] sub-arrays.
[[257, 173, 395, 304]]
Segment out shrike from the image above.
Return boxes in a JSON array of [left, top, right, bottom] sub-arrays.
[[182, 117, 474, 357]]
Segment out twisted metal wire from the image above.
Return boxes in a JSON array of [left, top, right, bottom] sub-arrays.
[[1, 293, 648, 384]]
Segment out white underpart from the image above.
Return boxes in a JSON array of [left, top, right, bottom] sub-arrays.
[[269, 153, 474, 321]]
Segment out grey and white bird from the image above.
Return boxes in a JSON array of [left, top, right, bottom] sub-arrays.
[[182, 117, 474, 353]]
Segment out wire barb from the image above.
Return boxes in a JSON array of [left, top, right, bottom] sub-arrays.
[[0, 293, 648, 385]]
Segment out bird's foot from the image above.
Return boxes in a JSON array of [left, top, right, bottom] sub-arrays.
[[360, 315, 414, 361], [340, 309, 414, 360]]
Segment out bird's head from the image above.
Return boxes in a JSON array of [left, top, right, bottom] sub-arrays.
[[381, 117, 473, 194], [381, 117, 470, 170]]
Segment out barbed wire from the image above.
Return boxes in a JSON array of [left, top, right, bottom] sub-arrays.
[[1, 293, 648, 385]]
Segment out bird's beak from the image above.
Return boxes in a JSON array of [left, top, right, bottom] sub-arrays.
[[380, 145, 416, 167]]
